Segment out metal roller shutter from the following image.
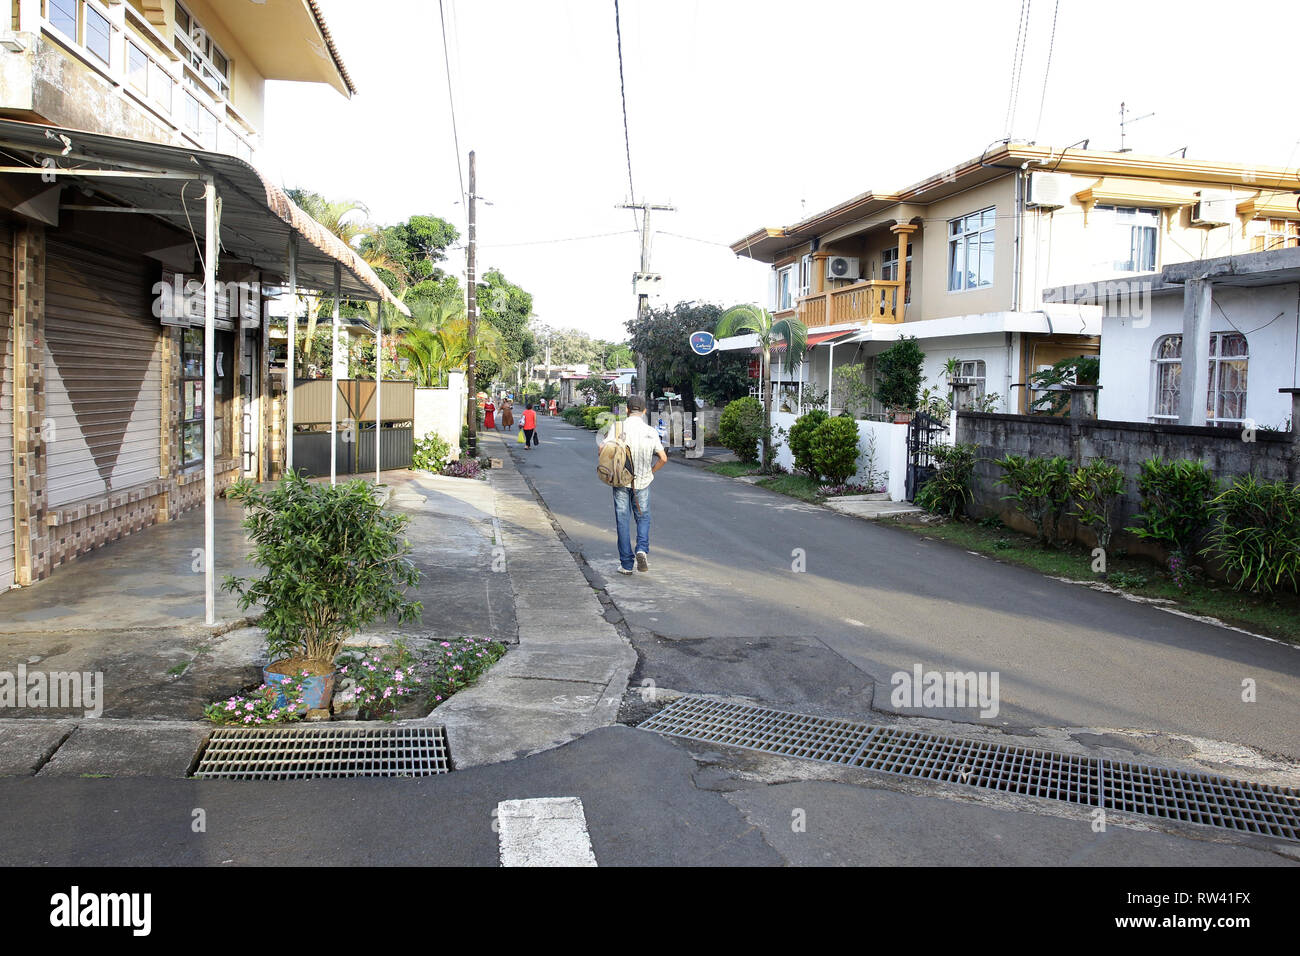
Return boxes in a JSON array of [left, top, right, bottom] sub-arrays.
[[1, 223, 14, 586], [44, 240, 162, 508]]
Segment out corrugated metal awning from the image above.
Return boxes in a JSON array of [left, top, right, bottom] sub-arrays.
[[0, 119, 408, 315]]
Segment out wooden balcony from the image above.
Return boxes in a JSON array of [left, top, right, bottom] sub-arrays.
[[797, 280, 903, 328]]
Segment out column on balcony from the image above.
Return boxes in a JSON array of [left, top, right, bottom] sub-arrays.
[[890, 223, 918, 324]]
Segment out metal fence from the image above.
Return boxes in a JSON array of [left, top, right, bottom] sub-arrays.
[[292, 425, 414, 478]]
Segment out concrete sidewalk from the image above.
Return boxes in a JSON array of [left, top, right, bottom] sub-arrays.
[[430, 429, 637, 768], [0, 438, 633, 776]]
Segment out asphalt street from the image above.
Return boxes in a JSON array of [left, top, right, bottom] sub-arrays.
[[511, 419, 1300, 765]]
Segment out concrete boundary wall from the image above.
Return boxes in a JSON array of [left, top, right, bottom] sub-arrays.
[[956, 408, 1299, 553]]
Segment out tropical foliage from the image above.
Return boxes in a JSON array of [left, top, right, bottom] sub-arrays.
[[714, 304, 808, 471]]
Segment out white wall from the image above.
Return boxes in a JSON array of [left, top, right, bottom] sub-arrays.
[[1098, 282, 1299, 428], [770, 411, 909, 500], [413, 369, 468, 457]]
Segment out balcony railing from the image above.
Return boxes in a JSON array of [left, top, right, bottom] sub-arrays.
[[797, 280, 903, 327]]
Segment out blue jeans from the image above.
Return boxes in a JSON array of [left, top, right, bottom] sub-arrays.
[[613, 486, 651, 570]]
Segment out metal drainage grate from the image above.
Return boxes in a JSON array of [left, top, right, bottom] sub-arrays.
[[194, 726, 451, 780], [640, 696, 1300, 842]]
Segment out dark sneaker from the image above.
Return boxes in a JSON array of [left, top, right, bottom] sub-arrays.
[[635, 551, 649, 572], [617, 566, 634, 575]]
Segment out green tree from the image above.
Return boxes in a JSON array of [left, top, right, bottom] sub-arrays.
[[626, 301, 724, 413], [476, 269, 535, 390], [714, 304, 808, 472], [873, 337, 925, 413]]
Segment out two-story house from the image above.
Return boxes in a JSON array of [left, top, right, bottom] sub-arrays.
[[725, 141, 1300, 421], [0, 1, 399, 593]]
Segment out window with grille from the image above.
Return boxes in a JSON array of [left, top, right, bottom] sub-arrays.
[[1151, 332, 1248, 425]]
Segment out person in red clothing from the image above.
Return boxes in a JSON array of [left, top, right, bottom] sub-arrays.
[[522, 406, 538, 447], [483, 399, 496, 430]]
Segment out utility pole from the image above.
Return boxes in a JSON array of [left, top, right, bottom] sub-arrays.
[[617, 200, 674, 412], [465, 150, 478, 457]]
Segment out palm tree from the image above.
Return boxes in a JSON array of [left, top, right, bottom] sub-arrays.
[[390, 299, 505, 387], [714, 304, 808, 472]]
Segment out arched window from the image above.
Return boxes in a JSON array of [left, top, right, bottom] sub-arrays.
[[1150, 333, 1248, 424]]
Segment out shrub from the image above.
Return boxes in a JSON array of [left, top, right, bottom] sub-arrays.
[[916, 443, 978, 518], [1126, 457, 1217, 556], [562, 406, 586, 426], [1108, 569, 1148, 589], [995, 455, 1072, 546], [412, 432, 452, 472], [441, 458, 484, 479], [873, 336, 925, 413], [809, 416, 861, 484], [719, 396, 764, 464], [1068, 458, 1126, 554], [223, 472, 422, 667], [581, 405, 611, 430], [788, 409, 829, 477], [1202, 475, 1300, 593], [204, 673, 312, 726]]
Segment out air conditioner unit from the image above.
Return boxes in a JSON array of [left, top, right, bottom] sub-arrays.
[[826, 256, 859, 281], [1026, 171, 1070, 209], [1191, 191, 1234, 227]]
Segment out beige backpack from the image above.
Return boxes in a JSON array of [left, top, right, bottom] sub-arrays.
[[596, 421, 636, 488]]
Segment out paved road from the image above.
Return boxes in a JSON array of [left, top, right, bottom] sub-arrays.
[[515, 419, 1300, 764], [0, 727, 1288, 868]]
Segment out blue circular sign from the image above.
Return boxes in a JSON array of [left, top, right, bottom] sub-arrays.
[[689, 330, 717, 355]]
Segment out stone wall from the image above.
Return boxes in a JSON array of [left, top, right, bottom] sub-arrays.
[[957, 407, 1299, 554]]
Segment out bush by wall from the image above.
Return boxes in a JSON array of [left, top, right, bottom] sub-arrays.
[[412, 432, 452, 472], [809, 416, 861, 484], [1127, 457, 1218, 557], [916, 443, 978, 518], [995, 454, 1072, 546], [719, 397, 764, 464], [1068, 458, 1126, 553], [788, 409, 829, 477], [1203, 475, 1300, 593]]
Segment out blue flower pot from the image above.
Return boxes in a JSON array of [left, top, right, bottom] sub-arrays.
[[263, 664, 336, 712]]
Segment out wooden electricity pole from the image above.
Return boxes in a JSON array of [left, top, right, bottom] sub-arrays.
[[465, 150, 478, 457]]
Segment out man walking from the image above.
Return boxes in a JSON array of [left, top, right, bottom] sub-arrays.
[[597, 396, 667, 575]]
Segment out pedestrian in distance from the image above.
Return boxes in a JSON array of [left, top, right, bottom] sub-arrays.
[[522, 405, 539, 448], [501, 399, 515, 431], [596, 395, 666, 575]]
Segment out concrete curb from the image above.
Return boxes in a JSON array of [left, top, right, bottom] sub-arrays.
[[430, 430, 637, 769]]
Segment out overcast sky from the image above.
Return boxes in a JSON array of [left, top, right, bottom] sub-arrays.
[[260, 0, 1300, 342]]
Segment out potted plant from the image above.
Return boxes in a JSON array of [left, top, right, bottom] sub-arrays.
[[874, 336, 925, 422], [223, 471, 422, 712]]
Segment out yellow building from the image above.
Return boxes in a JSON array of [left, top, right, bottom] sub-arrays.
[[727, 142, 1300, 417]]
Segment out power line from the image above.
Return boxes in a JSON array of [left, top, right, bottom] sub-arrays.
[[478, 229, 638, 249], [613, 0, 639, 233], [1033, 0, 1059, 142], [438, 0, 466, 207], [1003, 0, 1031, 138]]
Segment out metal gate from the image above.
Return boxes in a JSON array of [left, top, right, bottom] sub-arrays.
[[905, 411, 946, 502]]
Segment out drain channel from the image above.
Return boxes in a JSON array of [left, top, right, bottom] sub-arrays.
[[639, 696, 1300, 842], [194, 726, 451, 780]]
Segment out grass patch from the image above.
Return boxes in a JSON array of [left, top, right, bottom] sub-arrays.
[[706, 462, 761, 478], [166, 662, 189, 678], [885, 517, 1300, 642], [755, 473, 824, 503]]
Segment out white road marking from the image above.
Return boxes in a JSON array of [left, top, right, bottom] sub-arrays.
[[550, 437, 578, 441], [497, 797, 598, 867], [844, 618, 865, 627]]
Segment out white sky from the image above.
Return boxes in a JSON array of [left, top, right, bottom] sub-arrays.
[[259, 0, 1300, 341]]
